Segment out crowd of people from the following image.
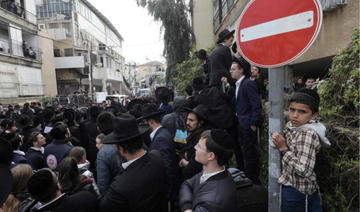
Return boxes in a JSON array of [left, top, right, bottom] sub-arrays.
[[0, 28, 328, 212]]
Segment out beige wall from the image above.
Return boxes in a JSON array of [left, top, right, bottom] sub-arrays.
[[292, 0, 359, 64], [39, 31, 57, 97], [192, 0, 215, 49]]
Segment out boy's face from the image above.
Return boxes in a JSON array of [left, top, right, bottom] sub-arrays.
[[288, 102, 318, 127], [305, 79, 315, 88]]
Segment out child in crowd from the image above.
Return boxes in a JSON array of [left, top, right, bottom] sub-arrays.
[[69, 146, 93, 178], [95, 133, 105, 150], [272, 88, 330, 212]]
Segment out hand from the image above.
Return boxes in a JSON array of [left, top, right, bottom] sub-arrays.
[[271, 132, 288, 151], [250, 125, 257, 132], [180, 159, 189, 167], [221, 77, 228, 84]]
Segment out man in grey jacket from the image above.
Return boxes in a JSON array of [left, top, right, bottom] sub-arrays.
[[96, 112, 120, 196], [179, 129, 237, 212]]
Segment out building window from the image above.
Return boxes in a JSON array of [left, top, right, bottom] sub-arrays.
[[213, 0, 236, 31], [54, 49, 60, 57], [64, 48, 73, 56]]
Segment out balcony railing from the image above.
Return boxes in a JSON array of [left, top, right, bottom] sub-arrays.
[[0, 0, 37, 24], [0, 39, 41, 61]]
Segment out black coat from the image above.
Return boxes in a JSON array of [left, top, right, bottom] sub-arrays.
[[181, 128, 205, 181], [179, 170, 237, 212], [193, 87, 235, 130], [99, 151, 167, 212], [79, 120, 99, 173], [149, 127, 180, 201], [32, 191, 97, 212], [26, 148, 45, 170], [208, 44, 233, 88]]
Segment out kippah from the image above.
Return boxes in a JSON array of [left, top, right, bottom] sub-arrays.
[[27, 169, 57, 201], [210, 129, 234, 150], [291, 92, 319, 105], [292, 88, 320, 104]]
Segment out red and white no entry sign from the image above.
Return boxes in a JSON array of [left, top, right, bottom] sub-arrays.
[[237, 0, 322, 68]]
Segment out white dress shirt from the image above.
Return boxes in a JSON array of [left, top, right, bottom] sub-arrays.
[[235, 76, 245, 100], [150, 125, 162, 141], [200, 167, 226, 184], [121, 151, 147, 170]]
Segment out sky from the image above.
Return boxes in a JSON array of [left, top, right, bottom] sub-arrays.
[[88, 0, 165, 65]]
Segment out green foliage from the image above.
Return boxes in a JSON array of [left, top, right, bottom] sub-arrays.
[[172, 47, 214, 94], [318, 27, 360, 122], [172, 49, 203, 94], [315, 27, 360, 212], [135, 0, 193, 85]]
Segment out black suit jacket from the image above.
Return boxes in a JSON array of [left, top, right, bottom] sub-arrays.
[[233, 78, 262, 129], [149, 127, 180, 201], [99, 151, 167, 212], [208, 44, 233, 87]]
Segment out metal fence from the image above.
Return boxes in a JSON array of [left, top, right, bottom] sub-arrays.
[[49, 94, 91, 107]]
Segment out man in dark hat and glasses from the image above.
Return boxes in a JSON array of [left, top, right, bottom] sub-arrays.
[[99, 113, 167, 212], [208, 29, 236, 88]]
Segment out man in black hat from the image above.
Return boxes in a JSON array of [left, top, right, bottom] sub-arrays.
[[99, 113, 167, 212], [195, 49, 210, 85], [138, 103, 180, 209], [207, 29, 235, 88], [222, 56, 262, 183], [180, 105, 211, 180], [179, 129, 237, 212]]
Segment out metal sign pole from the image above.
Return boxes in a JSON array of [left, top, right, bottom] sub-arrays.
[[268, 67, 285, 212]]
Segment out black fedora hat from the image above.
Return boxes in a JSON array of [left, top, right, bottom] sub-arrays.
[[136, 103, 165, 121], [155, 87, 171, 104], [217, 29, 235, 44], [195, 49, 207, 60], [102, 113, 149, 144], [185, 104, 210, 122]]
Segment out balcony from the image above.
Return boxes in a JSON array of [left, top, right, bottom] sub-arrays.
[[0, 0, 37, 30], [55, 56, 85, 69], [0, 38, 42, 68]]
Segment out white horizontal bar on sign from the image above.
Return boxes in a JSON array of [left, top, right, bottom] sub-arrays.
[[240, 11, 314, 42]]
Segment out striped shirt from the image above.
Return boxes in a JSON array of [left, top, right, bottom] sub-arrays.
[[278, 122, 321, 195]]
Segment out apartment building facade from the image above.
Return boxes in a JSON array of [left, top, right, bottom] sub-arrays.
[[0, 0, 45, 102], [36, 0, 129, 95], [136, 61, 166, 89]]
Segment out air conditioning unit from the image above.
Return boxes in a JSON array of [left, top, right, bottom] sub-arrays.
[[321, 0, 347, 11]]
